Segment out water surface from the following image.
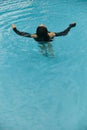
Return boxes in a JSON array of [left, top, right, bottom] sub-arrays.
[[0, 0, 87, 130]]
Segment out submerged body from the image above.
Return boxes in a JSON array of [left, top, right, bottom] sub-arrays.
[[12, 23, 76, 56]]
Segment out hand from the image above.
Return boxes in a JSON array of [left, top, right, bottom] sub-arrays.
[[69, 22, 76, 28], [11, 24, 16, 29]]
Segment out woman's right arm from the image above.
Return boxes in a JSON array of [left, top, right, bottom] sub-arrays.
[[12, 24, 32, 38]]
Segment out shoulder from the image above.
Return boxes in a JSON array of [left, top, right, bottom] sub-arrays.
[[48, 32, 55, 38], [31, 34, 38, 38]]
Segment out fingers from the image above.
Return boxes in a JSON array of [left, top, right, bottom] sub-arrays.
[[11, 24, 16, 29], [69, 22, 76, 28]]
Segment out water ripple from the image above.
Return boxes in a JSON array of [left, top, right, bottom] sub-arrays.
[[0, 0, 34, 29], [0, 0, 60, 30]]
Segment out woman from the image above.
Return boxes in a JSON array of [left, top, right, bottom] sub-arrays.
[[12, 22, 76, 56]]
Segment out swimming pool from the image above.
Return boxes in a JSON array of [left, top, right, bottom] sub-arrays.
[[0, 0, 87, 130]]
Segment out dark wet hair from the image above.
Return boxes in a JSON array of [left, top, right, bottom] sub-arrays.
[[36, 26, 50, 41]]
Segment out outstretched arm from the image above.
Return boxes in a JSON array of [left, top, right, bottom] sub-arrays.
[[55, 23, 76, 36], [12, 24, 32, 37]]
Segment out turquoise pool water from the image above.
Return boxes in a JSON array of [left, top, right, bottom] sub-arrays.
[[0, 0, 87, 130]]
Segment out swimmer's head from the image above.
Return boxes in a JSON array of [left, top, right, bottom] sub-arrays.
[[39, 24, 46, 27], [36, 24, 48, 37]]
